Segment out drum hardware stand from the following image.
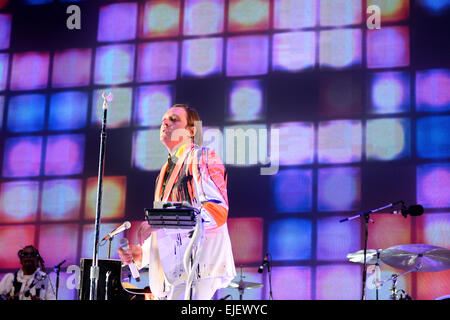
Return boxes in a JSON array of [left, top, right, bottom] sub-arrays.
[[377, 261, 422, 300], [89, 92, 112, 300], [53, 259, 66, 300], [340, 200, 404, 300]]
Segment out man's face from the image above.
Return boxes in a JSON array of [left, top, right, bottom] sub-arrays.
[[160, 107, 193, 150], [19, 248, 38, 271]]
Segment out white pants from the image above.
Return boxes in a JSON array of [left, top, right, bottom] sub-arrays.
[[167, 278, 223, 300]]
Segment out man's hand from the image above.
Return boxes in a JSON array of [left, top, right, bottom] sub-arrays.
[[117, 244, 143, 268]]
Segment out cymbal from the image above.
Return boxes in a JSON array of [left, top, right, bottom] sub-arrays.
[[347, 249, 380, 265], [228, 280, 263, 290], [380, 244, 450, 272]]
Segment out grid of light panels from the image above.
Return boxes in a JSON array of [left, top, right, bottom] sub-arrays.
[[0, 0, 449, 300]]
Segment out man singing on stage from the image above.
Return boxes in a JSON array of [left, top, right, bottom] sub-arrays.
[[118, 104, 236, 300]]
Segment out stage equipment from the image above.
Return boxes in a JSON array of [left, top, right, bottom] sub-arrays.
[[79, 258, 150, 300], [228, 266, 263, 300], [89, 92, 113, 300], [340, 200, 407, 300], [53, 259, 66, 300], [145, 202, 203, 300]]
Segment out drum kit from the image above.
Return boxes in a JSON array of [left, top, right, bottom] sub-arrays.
[[347, 244, 450, 300]]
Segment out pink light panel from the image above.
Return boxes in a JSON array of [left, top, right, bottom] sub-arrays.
[[137, 41, 178, 82], [0, 225, 35, 269], [367, 26, 410, 68], [10, 52, 50, 91], [3, 136, 43, 178], [51, 49, 92, 88], [226, 35, 269, 76]]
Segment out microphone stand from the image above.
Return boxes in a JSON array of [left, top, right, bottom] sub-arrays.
[[89, 93, 111, 300], [267, 253, 273, 300], [339, 200, 404, 300], [53, 259, 66, 300], [107, 236, 113, 259]]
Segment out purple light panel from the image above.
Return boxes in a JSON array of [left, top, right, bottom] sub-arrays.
[[228, 79, 264, 121], [274, 0, 316, 29], [318, 120, 362, 164], [0, 225, 35, 269], [10, 52, 50, 91], [92, 88, 132, 128], [0, 14, 12, 50], [320, 0, 362, 26], [369, 71, 410, 114], [226, 35, 269, 76], [48, 91, 88, 130], [41, 179, 82, 221], [316, 216, 361, 261], [317, 166, 360, 212], [320, 28, 361, 69], [44, 134, 85, 176], [0, 96, 3, 129], [97, 3, 138, 42], [267, 266, 311, 300], [228, 0, 269, 32], [316, 265, 361, 300], [268, 218, 312, 261], [270, 122, 314, 165], [418, 0, 450, 14], [134, 85, 173, 127], [38, 224, 79, 266], [272, 31, 316, 72], [0, 53, 8, 91], [181, 37, 223, 77], [137, 41, 178, 82], [227, 217, 263, 264], [417, 163, 450, 208], [183, 0, 224, 35], [416, 69, 450, 112], [2, 136, 43, 178], [51, 49, 92, 88], [367, 26, 410, 68], [141, 0, 180, 38], [7, 94, 46, 132], [0, 181, 39, 223], [416, 213, 450, 248], [272, 169, 313, 213], [132, 129, 168, 171], [366, 118, 410, 161], [94, 44, 135, 85]]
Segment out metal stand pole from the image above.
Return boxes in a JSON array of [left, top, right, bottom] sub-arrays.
[[89, 93, 110, 300]]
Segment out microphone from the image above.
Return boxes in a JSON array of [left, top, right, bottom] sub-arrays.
[[103, 221, 131, 240], [258, 253, 269, 273], [119, 238, 140, 282], [392, 204, 424, 218]]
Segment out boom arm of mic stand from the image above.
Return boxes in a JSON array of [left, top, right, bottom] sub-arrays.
[[339, 201, 404, 300]]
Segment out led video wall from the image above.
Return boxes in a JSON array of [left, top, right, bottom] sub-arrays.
[[0, 0, 449, 300]]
